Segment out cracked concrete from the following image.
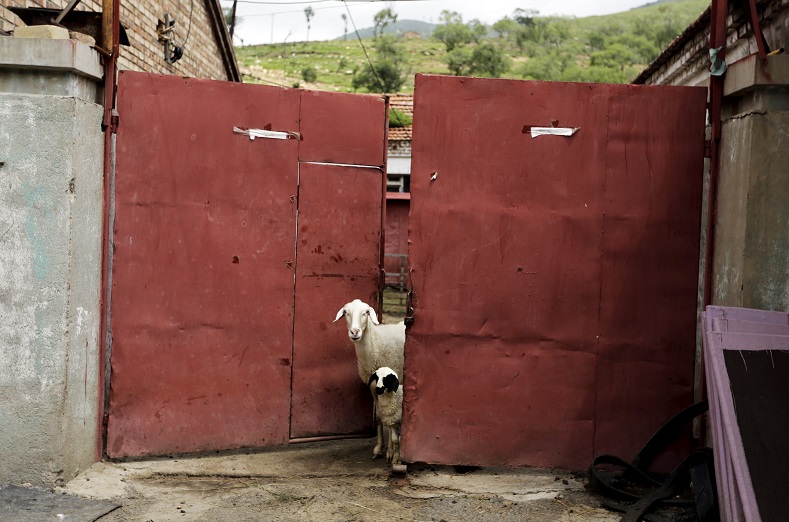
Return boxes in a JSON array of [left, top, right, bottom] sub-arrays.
[[61, 438, 619, 521]]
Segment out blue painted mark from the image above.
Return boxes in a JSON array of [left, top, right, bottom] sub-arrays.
[[21, 182, 51, 280]]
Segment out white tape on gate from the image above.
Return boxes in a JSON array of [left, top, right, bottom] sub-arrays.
[[233, 126, 301, 141], [530, 127, 579, 138]]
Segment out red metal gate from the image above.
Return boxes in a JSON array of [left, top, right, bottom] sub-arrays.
[[401, 74, 706, 471], [107, 72, 386, 458]]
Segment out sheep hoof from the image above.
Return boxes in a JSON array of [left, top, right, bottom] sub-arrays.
[[372, 449, 384, 459]]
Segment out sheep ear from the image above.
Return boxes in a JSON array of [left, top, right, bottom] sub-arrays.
[[383, 373, 399, 393], [368, 373, 378, 388], [367, 307, 380, 325], [334, 308, 345, 322]]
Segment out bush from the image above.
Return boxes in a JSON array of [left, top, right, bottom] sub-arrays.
[[352, 58, 407, 93], [301, 66, 318, 83], [389, 108, 412, 127], [469, 43, 511, 77]]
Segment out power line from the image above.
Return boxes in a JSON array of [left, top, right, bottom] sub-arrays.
[[342, 0, 387, 93], [221, 0, 431, 5], [179, 0, 195, 47], [227, 0, 336, 5], [239, 3, 349, 18]]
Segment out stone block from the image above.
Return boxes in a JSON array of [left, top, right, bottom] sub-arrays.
[[69, 31, 96, 47], [14, 24, 70, 40]]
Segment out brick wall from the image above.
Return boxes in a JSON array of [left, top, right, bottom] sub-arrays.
[[2, 0, 235, 80]]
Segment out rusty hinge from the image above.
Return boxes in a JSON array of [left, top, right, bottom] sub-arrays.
[[110, 113, 119, 133], [704, 139, 712, 158]]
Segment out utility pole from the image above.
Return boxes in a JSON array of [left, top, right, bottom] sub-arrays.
[[229, 0, 237, 39]]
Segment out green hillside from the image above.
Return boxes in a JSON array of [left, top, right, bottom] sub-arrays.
[[235, 0, 708, 92]]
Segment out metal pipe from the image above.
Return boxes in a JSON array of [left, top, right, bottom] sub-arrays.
[[97, 0, 121, 461], [697, 0, 729, 450], [101, 0, 112, 52], [703, 0, 728, 310], [746, 0, 768, 61]]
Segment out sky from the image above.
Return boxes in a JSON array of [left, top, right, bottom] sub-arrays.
[[222, 0, 660, 47]]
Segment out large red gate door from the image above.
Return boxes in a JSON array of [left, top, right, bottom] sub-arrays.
[[108, 73, 300, 457], [107, 73, 388, 458], [402, 74, 706, 470]]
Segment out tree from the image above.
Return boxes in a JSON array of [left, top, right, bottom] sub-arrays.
[[514, 17, 549, 50], [222, 6, 242, 36], [446, 46, 472, 76], [375, 34, 400, 60], [304, 6, 314, 42], [653, 6, 681, 50], [518, 48, 574, 81], [542, 18, 571, 48], [438, 10, 463, 25], [492, 17, 519, 39], [351, 35, 407, 93], [590, 43, 635, 71], [513, 8, 539, 27], [341, 13, 348, 40], [373, 8, 398, 38], [469, 42, 511, 77], [352, 59, 406, 93], [610, 33, 659, 64], [432, 10, 479, 52]]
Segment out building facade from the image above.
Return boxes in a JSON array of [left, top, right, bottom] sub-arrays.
[[384, 95, 412, 300], [1, 0, 238, 81]]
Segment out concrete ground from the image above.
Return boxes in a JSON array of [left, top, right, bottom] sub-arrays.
[[62, 438, 621, 522]]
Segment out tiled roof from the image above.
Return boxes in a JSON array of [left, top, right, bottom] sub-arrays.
[[389, 95, 414, 117], [388, 94, 413, 142], [388, 127, 412, 141]]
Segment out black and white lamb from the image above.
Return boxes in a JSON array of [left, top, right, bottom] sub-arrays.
[[335, 299, 405, 458], [368, 367, 403, 465]]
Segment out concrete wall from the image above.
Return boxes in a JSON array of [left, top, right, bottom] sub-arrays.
[[715, 75, 789, 309], [0, 37, 104, 487]]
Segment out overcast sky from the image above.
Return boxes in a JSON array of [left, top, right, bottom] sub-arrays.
[[222, 0, 658, 47]]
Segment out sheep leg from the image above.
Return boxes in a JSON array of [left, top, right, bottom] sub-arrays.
[[372, 397, 384, 458], [386, 425, 394, 462], [373, 420, 385, 458], [390, 425, 401, 465]]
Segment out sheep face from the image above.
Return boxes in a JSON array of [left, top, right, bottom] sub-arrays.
[[334, 299, 379, 342], [368, 367, 399, 395]]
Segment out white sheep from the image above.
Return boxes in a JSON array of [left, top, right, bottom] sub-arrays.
[[368, 367, 403, 465], [334, 299, 405, 458]]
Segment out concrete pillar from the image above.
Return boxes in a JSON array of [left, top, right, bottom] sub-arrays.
[[0, 37, 104, 486], [714, 54, 789, 311]]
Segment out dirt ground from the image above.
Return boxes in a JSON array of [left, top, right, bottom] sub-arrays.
[[62, 438, 621, 522]]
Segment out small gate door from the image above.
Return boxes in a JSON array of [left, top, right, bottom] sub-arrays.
[[290, 163, 383, 439], [107, 72, 386, 458]]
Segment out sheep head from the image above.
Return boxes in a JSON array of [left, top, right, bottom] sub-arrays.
[[368, 367, 399, 395], [334, 299, 379, 342]]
